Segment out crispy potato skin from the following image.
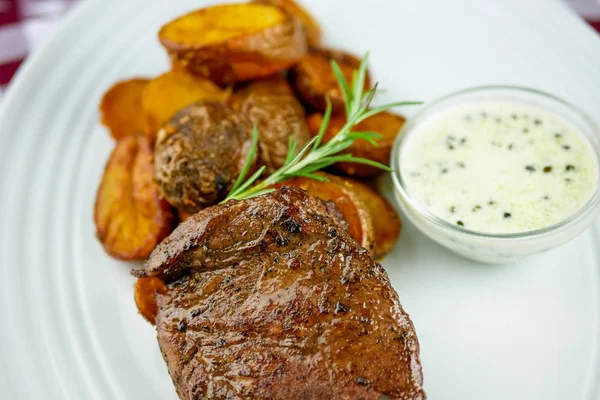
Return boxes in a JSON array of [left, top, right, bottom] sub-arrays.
[[307, 111, 406, 177], [142, 71, 228, 138], [348, 179, 402, 259], [100, 78, 149, 140], [232, 76, 311, 172], [154, 102, 257, 213], [275, 173, 375, 255], [94, 136, 175, 260], [290, 47, 371, 114], [177, 209, 194, 223], [160, 4, 307, 84], [134, 277, 168, 324], [254, 0, 321, 47]]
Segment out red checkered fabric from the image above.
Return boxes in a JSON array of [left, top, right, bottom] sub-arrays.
[[0, 0, 599, 100], [0, 0, 79, 97]]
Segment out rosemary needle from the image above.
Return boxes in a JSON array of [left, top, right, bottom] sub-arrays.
[[223, 53, 421, 203]]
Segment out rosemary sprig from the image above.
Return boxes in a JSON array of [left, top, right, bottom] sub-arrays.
[[222, 53, 421, 203]]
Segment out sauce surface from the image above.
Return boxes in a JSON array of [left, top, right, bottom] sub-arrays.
[[400, 101, 599, 234]]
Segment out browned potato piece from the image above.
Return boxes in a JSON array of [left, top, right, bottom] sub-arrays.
[[159, 3, 307, 84], [254, 0, 321, 47], [134, 277, 168, 324], [349, 179, 402, 259], [290, 48, 371, 114], [142, 71, 228, 138], [178, 209, 194, 223], [275, 173, 375, 255], [99, 78, 149, 140], [94, 135, 175, 260], [170, 58, 185, 73], [154, 102, 257, 214], [307, 111, 406, 177], [232, 76, 311, 172]]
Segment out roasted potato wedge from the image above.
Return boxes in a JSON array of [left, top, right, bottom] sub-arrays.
[[100, 78, 149, 140], [349, 179, 402, 258], [290, 48, 371, 114], [134, 277, 168, 324], [232, 76, 311, 172], [275, 173, 375, 255], [254, 0, 321, 47], [307, 111, 406, 177], [154, 102, 257, 213], [160, 3, 307, 84], [178, 210, 194, 223], [142, 71, 228, 138], [94, 135, 175, 260]]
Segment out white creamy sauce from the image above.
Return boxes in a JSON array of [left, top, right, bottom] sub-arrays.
[[400, 101, 599, 233]]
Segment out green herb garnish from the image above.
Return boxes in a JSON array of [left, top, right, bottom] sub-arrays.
[[222, 53, 421, 203]]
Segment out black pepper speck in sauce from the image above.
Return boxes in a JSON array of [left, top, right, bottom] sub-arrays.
[[401, 101, 599, 233]]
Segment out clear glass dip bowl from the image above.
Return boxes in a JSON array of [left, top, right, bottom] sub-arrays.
[[391, 86, 600, 264]]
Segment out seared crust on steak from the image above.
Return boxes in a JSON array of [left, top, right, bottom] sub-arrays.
[[135, 187, 425, 400]]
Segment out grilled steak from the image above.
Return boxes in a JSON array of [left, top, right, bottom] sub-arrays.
[[135, 187, 425, 399]]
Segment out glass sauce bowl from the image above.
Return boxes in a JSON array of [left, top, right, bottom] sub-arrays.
[[391, 86, 600, 264]]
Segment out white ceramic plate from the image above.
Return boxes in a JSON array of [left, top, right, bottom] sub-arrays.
[[1, 0, 599, 399]]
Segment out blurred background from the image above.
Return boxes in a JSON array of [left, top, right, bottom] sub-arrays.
[[0, 0, 599, 101]]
